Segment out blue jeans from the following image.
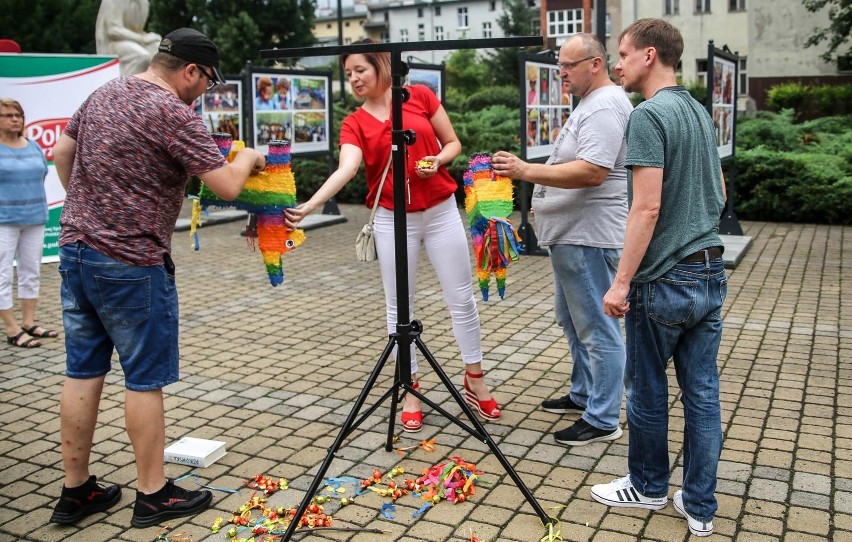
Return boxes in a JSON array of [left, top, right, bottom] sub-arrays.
[[550, 244, 625, 430], [625, 256, 727, 522], [58, 242, 179, 391]]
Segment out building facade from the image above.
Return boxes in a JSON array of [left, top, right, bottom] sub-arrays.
[[311, 0, 850, 108]]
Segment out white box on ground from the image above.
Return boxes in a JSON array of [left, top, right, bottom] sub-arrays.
[[164, 437, 226, 468]]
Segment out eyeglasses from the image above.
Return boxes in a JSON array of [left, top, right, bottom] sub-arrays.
[[556, 56, 596, 71], [0, 113, 23, 119], [197, 66, 218, 90]]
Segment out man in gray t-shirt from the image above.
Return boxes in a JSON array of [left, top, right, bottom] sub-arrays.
[[493, 33, 632, 446]]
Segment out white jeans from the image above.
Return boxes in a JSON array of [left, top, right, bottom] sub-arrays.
[[0, 224, 45, 310], [373, 196, 482, 374]]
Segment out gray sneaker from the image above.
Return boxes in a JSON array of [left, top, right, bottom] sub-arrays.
[[674, 490, 714, 537], [554, 418, 622, 446], [540, 394, 584, 414]]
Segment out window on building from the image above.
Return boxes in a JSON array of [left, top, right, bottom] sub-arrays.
[[547, 9, 584, 37], [435, 6, 441, 16], [435, 26, 445, 41], [344, 37, 352, 45], [400, 28, 409, 42], [695, 0, 711, 13], [729, 0, 745, 10], [739, 57, 748, 94], [839, 54, 852, 73], [344, 21, 350, 27], [326, 23, 332, 29], [665, 0, 680, 15], [490, 1, 497, 10], [418, 23, 425, 41], [483, 21, 492, 38], [381, 31, 390, 43], [418, 7, 424, 18], [384, 12, 389, 22], [458, 7, 469, 28], [696, 58, 708, 86]]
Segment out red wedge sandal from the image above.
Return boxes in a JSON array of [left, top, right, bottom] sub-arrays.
[[463, 371, 501, 420], [401, 381, 423, 432]]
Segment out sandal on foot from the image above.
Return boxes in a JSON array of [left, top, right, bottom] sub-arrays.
[[22, 325, 58, 338], [7, 331, 41, 348], [401, 381, 423, 433], [464, 371, 501, 420]]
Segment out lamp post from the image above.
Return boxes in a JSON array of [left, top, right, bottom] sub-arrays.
[[337, 0, 346, 103]]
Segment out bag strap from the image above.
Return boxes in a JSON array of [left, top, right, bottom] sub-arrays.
[[367, 151, 393, 225]]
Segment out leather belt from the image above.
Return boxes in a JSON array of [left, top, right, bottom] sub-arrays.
[[680, 246, 722, 263]]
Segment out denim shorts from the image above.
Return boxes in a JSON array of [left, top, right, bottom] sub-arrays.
[[58, 242, 179, 391]]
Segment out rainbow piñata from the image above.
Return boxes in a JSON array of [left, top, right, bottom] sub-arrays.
[[463, 152, 521, 301], [194, 134, 305, 286]]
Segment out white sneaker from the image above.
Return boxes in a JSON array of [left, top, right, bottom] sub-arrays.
[[673, 490, 714, 537], [590, 475, 667, 510]]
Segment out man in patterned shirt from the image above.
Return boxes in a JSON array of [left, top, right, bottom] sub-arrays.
[[51, 28, 265, 528]]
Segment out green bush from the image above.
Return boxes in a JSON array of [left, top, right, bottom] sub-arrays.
[[685, 81, 707, 105], [766, 82, 852, 118], [734, 147, 852, 224], [463, 85, 520, 111], [766, 81, 808, 112], [735, 109, 802, 151]]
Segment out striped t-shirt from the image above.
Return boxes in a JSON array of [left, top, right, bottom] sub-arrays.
[[60, 76, 226, 266]]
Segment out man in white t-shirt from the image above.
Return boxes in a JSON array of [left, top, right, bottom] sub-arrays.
[[493, 33, 632, 446]]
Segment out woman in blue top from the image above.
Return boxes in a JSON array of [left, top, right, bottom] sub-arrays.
[[0, 98, 53, 348]]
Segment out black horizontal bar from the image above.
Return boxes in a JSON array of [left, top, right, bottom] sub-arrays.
[[260, 36, 542, 60]]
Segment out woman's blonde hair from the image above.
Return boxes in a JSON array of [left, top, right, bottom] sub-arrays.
[[0, 98, 25, 137]]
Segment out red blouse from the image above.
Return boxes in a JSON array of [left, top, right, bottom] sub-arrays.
[[339, 85, 458, 212]]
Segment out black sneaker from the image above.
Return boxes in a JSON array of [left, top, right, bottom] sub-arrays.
[[50, 475, 122, 525], [131, 479, 213, 528], [554, 418, 623, 446], [540, 394, 584, 414]]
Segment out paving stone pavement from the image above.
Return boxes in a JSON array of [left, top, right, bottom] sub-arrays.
[[0, 204, 848, 542]]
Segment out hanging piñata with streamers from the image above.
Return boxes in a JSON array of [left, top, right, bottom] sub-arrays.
[[463, 152, 522, 301], [192, 134, 305, 286]]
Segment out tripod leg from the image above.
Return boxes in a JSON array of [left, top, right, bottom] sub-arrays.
[[412, 335, 555, 527], [278, 337, 396, 541]]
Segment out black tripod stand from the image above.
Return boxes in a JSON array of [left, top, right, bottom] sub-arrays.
[[261, 37, 554, 540]]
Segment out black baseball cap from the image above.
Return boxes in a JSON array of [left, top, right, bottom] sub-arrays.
[[158, 28, 226, 85]]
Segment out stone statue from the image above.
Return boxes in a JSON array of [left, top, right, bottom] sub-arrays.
[[95, 0, 161, 75]]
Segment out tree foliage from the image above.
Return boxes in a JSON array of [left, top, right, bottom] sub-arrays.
[[484, 0, 541, 88], [0, 0, 100, 53], [803, 0, 852, 62], [149, 0, 318, 73], [0, 0, 316, 73]]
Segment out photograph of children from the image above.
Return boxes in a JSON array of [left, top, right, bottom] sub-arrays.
[[293, 78, 326, 110], [527, 66, 538, 105], [191, 80, 244, 140], [255, 75, 277, 111], [293, 112, 327, 143], [255, 112, 293, 150], [205, 83, 240, 112], [539, 67, 550, 105], [550, 111, 561, 142], [539, 113, 550, 145], [550, 70, 561, 106], [526, 109, 539, 147], [275, 77, 292, 110]]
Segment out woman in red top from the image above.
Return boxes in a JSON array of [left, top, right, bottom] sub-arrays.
[[285, 40, 500, 432]]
